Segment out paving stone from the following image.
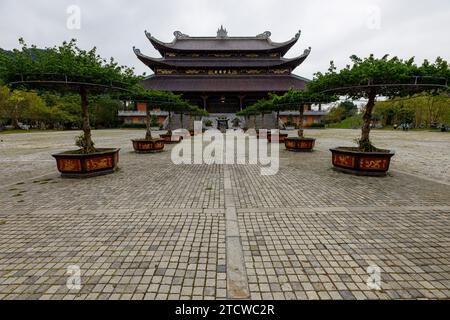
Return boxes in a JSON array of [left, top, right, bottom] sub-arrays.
[[0, 129, 448, 300]]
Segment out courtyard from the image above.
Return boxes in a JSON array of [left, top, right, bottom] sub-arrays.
[[0, 128, 449, 300]]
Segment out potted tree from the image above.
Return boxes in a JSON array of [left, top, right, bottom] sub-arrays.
[[150, 115, 160, 131], [187, 107, 208, 136], [128, 90, 173, 153], [238, 99, 289, 142], [237, 105, 259, 133], [158, 94, 195, 143], [0, 39, 140, 178], [274, 90, 334, 152], [309, 55, 449, 175]]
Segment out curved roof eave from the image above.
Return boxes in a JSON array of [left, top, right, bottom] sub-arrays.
[[133, 46, 165, 72]]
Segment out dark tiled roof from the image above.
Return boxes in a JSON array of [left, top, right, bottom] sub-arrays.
[[133, 48, 311, 71], [145, 30, 302, 55], [141, 75, 308, 92]]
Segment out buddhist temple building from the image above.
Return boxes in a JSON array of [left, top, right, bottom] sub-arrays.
[[120, 27, 327, 128]]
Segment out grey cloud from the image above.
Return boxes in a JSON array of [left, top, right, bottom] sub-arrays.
[[0, 0, 448, 78]]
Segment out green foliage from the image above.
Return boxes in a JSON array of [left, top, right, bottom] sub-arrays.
[[236, 104, 259, 116], [127, 88, 197, 113], [90, 95, 122, 128], [307, 122, 326, 128], [308, 55, 449, 99], [150, 115, 159, 127], [0, 38, 141, 89], [238, 90, 335, 118], [327, 114, 363, 129], [307, 54, 449, 150], [374, 92, 450, 127], [121, 123, 146, 129], [325, 101, 358, 124]]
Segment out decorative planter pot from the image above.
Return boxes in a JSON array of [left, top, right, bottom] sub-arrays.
[[132, 139, 164, 153], [159, 134, 183, 144], [330, 147, 395, 176], [285, 137, 316, 152], [52, 148, 120, 178], [267, 133, 289, 143], [189, 129, 205, 136]]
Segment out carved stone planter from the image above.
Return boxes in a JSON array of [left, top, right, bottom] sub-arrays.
[[267, 133, 288, 143], [52, 148, 120, 178], [132, 139, 164, 153], [285, 137, 316, 152], [160, 134, 183, 144], [330, 147, 395, 176]]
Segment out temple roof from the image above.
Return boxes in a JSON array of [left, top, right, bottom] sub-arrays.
[[141, 74, 309, 93], [145, 29, 302, 55], [133, 47, 311, 71]]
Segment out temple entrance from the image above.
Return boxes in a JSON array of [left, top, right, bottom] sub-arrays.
[[207, 96, 240, 113]]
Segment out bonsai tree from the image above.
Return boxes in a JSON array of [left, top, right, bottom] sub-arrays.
[[0, 39, 140, 153], [127, 89, 197, 140], [308, 55, 449, 151], [236, 104, 260, 129], [275, 90, 336, 137], [187, 106, 208, 131], [150, 114, 159, 128]]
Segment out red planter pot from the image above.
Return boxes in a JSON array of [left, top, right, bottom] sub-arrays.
[[160, 134, 183, 144], [132, 139, 165, 153], [52, 148, 120, 178], [330, 147, 395, 176], [189, 129, 206, 136], [285, 137, 316, 152]]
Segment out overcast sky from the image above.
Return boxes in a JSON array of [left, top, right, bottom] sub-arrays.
[[1, 0, 449, 79]]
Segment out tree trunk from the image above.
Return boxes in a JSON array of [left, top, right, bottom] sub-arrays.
[[180, 112, 184, 129], [276, 110, 280, 129], [298, 104, 304, 138], [12, 104, 20, 129], [360, 90, 376, 148], [167, 111, 172, 135], [145, 107, 153, 140], [80, 86, 94, 153]]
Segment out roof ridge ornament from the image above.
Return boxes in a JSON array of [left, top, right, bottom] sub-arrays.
[[174, 31, 190, 39], [256, 31, 272, 39], [295, 30, 302, 39], [132, 46, 141, 54], [217, 25, 228, 38]]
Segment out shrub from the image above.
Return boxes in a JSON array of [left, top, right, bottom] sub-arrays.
[[307, 122, 325, 128], [121, 123, 146, 129]]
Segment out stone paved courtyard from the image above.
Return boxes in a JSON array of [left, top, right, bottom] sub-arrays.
[[0, 129, 449, 300]]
